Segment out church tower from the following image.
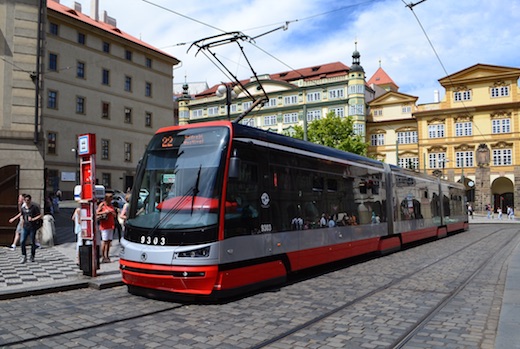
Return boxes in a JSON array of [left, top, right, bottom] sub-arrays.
[[347, 42, 367, 138]]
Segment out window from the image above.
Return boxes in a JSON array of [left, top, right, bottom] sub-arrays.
[[242, 101, 252, 111], [328, 88, 344, 99], [307, 91, 321, 102], [307, 110, 321, 122], [47, 90, 58, 109], [492, 119, 510, 134], [397, 131, 418, 144], [264, 115, 277, 126], [101, 173, 111, 188], [77, 32, 86, 45], [353, 123, 364, 136], [283, 113, 298, 124], [102, 69, 110, 85], [125, 50, 132, 61], [373, 109, 383, 116], [49, 22, 59, 36], [102, 102, 110, 119], [241, 118, 256, 127], [348, 85, 365, 94], [284, 95, 298, 105], [191, 109, 203, 118], [230, 104, 238, 113], [349, 104, 364, 115], [124, 76, 132, 92], [401, 106, 411, 113], [491, 86, 510, 98], [428, 124, 445, 138], [47, 132, 57, 155], [101, 139, 109, 160], [455, 122, 472, 136], [145, 112, 152, 127], [145, 82, 152, 97], [76, 96, 85, 114], [456, 151, 474, 168], [266, 98, 277, 107], [124, 143, 132, 162], [330, 107, 344, 117], [370, 134, 385, 146], [454, 90, 472, 101], [124, 107, 132, 123], [208, 106, 219, 116], [76, 61, 85, 78], [102, 41, 110, 53], [145, 57, 152, 68], [398, 157, 419, 170], [493, 149, 512, 166], [429, 152, 446, 169], [48, 53, 58, 71]]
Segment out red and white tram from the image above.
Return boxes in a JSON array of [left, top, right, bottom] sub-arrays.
[[119, 121, 467, 298]]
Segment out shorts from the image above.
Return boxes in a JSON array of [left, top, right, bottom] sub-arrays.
[[100, 229, 114, 241]]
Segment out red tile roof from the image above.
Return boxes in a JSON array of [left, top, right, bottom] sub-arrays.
[[47, 0, 177, 62], [367, 67, 398, 89], [196, 62, 350, 98]]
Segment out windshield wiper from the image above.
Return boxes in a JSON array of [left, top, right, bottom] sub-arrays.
[[191, 165, 202, 215]]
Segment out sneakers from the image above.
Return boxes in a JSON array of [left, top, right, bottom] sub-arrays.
[[8, 244, 15, 251], [20, 256, 27, 264], [30, 255, 35, 263]]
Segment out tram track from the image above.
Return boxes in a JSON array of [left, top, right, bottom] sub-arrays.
[[250, 227, 516, 349], [1, 227, 517, 348]]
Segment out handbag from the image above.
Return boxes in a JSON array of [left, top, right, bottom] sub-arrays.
[[97, 212, 108, 221]]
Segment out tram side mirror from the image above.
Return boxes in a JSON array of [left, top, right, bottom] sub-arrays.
[[228, 155, 241, 179]]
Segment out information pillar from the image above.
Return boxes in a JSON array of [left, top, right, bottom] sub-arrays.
[[78, 133, 98, 277]]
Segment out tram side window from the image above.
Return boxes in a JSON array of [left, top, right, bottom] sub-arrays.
[[224, 160, 260, 237]]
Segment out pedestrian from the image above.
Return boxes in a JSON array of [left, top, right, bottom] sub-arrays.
[[7, 194, 25, 250], [497, 207, 502, 220], [19, 195, 42, 263], [72, 204, 82, 265], [467, 204, 473, 219], [508, 206, 515, 220], [486, 204, 491, 219], [96, 193, 116, 263], [118, 193, 131, 241]]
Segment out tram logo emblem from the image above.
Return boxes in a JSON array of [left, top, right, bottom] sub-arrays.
[[140, 252, 147, 262], [261, 192, 270, 208]]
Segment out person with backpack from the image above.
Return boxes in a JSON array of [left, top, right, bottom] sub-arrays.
[[20, 195, 42, 263]]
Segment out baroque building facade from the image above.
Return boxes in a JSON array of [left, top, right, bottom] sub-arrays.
[[367, 64, 520, 213]]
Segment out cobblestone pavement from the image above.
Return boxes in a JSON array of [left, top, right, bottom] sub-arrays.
[[0, 225, 518, 348]]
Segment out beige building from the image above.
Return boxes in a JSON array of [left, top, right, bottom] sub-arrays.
[[0, 0, 179, 244], [44, 0, 179, 198]]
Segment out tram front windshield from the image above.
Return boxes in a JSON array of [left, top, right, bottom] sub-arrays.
[[128, 126, 229, 231]]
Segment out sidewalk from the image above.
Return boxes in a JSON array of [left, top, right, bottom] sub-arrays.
[[0, 201, 123, 300]]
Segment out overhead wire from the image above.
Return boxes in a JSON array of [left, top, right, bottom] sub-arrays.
[[403, 0, 489, 143]]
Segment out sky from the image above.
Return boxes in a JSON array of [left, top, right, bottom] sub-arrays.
[[60, 0, 520, 104]]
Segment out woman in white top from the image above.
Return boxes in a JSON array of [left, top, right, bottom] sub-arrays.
[[72, 205, 82, 265]]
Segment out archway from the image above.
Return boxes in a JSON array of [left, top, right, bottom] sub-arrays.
[[491, 177, 514, 213], [458, 177, 476, 203]]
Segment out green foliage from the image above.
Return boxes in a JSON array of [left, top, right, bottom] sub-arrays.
[[288, 112, 367, 156]]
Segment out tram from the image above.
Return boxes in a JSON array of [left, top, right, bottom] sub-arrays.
[[119, 121, 467, 298]]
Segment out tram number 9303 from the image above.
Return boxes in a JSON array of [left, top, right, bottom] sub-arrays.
[[140, 235, 166, 246], [260, 224, 272, 233]]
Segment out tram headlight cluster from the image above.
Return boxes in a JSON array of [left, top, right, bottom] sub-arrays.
[[176, 246, 210, 258]]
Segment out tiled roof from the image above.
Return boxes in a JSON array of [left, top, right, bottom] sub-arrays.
[[196, 62, 350, 98], [367, 67, 398, 89], [47, 0, 177, 61]]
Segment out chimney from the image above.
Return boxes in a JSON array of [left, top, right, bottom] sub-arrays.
[[91, 0, 99, 21], [74, 2, 82, 12], [434, 90, 439, 103], [103, 10, 117, 26]]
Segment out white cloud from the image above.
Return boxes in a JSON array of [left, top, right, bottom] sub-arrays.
[[60, 0, 520, 103]]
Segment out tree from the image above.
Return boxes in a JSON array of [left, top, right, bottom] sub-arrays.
[[288, 112, 367, 156]]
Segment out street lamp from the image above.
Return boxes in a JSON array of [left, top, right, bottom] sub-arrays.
[[216, 83, 237, 120]]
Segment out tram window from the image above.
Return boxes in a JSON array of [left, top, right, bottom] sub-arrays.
[[327, 179, 337, 192], [312, 176, 324, 192]]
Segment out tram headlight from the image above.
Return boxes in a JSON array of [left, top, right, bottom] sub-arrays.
[[176, 246, 210, 258]]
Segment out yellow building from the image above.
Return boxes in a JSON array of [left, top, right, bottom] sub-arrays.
[[368, 64, 520, 213]]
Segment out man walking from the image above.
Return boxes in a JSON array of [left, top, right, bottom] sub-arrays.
[[20, 195, 42, 263]]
